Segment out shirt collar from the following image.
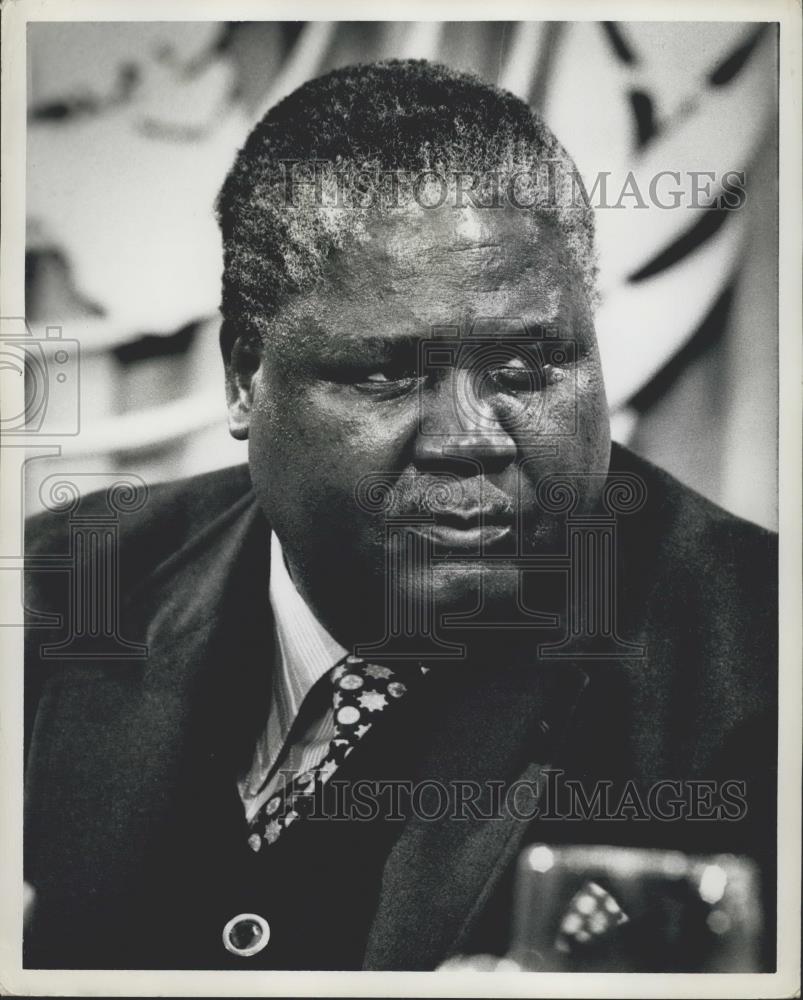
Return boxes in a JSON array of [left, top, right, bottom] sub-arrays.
[[269, 530, 348, 719]]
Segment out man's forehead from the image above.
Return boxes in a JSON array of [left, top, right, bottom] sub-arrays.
[[272, 203, 576, 340], [358, 202, 553, 262]]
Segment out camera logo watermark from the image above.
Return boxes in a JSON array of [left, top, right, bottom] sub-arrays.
[[418, 320, 578, 443], [2, 316, 148, 656], [0, 317, 80, 436]]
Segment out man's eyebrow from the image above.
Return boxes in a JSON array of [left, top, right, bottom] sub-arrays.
[[291, 316, 570, 351], [340, 324, 565, 346], [428, 320, 566, 339], [346, 333, 422, 353], [300, 330, 423, 356]]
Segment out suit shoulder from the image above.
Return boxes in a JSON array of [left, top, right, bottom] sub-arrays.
[[25, 464, 253, 569], [611, 443, 776, 571]]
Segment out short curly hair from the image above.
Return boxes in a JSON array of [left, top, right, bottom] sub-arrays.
[[216, 58, 597, 357]]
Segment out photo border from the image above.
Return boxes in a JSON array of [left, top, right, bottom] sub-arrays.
[[1, 1, 799, 996]]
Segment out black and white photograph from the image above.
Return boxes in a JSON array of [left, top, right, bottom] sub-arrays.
[[0, 2, 800, 996]]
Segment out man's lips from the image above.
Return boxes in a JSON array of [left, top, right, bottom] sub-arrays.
[[408, 509, 515, 551]]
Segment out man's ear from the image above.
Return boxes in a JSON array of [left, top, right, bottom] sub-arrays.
[[225, 329, 263, 441]]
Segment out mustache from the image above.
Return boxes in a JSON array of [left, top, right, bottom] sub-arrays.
[[355, 472, 515, 519]]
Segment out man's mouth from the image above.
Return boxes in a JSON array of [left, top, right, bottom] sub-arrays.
[[411, 509, 515, 552]]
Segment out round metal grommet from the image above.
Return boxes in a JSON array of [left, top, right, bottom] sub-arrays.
[[222, 913, 270, 957]]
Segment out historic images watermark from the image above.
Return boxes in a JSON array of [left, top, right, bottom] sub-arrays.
[[285, 771, 749, 824], [279, 160, 747, 212]]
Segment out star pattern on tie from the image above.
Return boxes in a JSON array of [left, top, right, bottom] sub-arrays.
[[247, 654, 428, 852]]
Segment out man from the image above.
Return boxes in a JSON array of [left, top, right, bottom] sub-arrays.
[[23, 60, 777, 971]]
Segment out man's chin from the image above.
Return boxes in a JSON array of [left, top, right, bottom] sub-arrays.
[[424, 561, 523, 619]]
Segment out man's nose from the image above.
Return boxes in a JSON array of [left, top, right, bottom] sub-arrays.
[[413, 367, 517, 470]]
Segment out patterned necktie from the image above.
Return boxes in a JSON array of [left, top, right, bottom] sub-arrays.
[[247, 654, 429, 852]]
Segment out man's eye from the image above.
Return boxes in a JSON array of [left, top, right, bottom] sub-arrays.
[[353, 368, 420, 395], [488, 363, 547, 391]]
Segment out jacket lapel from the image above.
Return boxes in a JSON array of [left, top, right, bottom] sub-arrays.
[[28, 491, 274, 911], [135, 491, 275, 781], [363, 659, 589, 970]]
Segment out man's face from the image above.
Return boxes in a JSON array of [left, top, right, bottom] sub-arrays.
[[229, 204, 611, 650]]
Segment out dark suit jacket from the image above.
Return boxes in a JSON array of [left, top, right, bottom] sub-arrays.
[[23, 444, 777, 971]]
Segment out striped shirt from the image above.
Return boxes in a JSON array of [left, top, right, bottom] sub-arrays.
[[238, 531, 347, 824]]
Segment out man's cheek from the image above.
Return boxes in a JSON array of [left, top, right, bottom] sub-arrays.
[[274, 392, 374, 453]]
